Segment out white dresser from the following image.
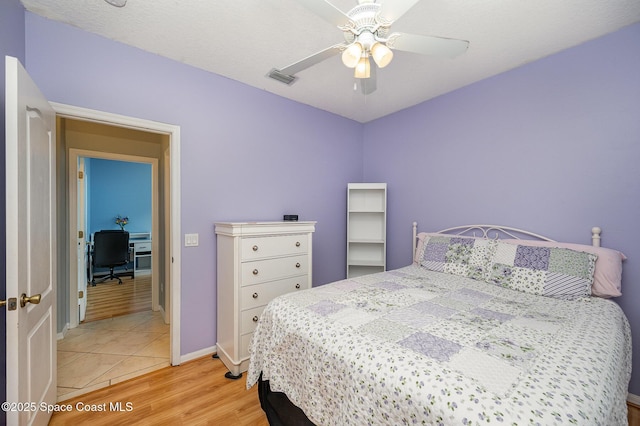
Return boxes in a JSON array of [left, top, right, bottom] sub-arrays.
[[214, 221, 316, 378]]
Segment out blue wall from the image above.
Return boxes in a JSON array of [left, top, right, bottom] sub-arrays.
[[87, 158, 152, 236]]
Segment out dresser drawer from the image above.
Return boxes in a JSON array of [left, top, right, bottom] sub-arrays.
[[241, 255, 308, 285], [241, 234, 308, 261], [241, 276, 308, 310], [240, 305, 265, 335]]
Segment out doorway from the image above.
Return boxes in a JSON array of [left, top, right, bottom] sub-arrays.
[[53, 103, 181, 399], [72, 153, 158, 324]]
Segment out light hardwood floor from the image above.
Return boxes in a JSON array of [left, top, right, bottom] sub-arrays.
[[50, 355, 268, 425], [50, 352, 640, 425], [85, 275, 152, 322]]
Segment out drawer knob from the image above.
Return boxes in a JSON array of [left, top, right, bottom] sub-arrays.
[[253, 316, 259, 322], [252, 292, 258, 299], [252, 245, 258, 251], [253, 269, 259, 275], [295, 262, 301, 268], [295, 241, 301, 247], [295, 283, 301, 289]]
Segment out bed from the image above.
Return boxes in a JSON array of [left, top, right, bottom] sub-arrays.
[[246, 223, 631, 425]]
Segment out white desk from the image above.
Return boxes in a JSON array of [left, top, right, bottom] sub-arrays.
[[129, 232, 152, 276]]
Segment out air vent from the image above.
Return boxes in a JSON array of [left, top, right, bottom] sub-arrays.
[[267, 69, 297, 85]]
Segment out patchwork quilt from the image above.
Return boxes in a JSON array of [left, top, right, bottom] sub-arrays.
[[247, 266, 631, 426]]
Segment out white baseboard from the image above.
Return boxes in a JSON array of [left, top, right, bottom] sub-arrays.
[[56, 323, 69, 340], [180, 345, 217, 364], [628, 392, 640, 406]]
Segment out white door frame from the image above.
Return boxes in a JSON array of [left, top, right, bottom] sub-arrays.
[[68, 149, 159, 321], [76, 156, 87, 323], [52, 102, 182, 365]]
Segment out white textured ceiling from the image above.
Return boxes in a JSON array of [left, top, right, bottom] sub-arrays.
[[20, 0, 640, 123]]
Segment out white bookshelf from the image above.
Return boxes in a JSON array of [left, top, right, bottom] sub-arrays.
[[347, 183, 387, 278]]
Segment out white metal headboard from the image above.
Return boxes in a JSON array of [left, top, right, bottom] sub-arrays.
[[412, 222, 602, 260]]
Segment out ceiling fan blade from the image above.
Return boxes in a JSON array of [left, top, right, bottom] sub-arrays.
[[360, 65, 377, 95], [296, 0, 352, 27], [377, 0, 421, 24], [278, 44, 345, 77], [387, 33, 469, 58]]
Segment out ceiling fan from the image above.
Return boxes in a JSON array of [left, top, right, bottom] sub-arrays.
[[268, 0, 469, 94]]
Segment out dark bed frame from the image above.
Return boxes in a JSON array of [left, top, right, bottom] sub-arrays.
[[258, 375, 316, 426]]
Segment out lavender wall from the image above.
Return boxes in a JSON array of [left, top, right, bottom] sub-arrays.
[[363, 23, 640, 395], [15, 6, 640, 396], [24, 12, 363, 356], [1, 0, 27, 417]]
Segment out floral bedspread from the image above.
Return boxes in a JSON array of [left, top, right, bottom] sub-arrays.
[[247, 266, 631, 425]]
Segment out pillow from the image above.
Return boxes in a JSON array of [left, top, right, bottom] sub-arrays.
[[418, 233, 497, 281], [486, 241, 597, 300], [501, 239, 625, 298]]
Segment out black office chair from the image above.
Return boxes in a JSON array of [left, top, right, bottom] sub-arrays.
[[92, 230, 130, 285]]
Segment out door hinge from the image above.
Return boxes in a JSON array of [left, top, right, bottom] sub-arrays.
[[78, 170, 84, 179], [78, 230, 84, 239], [78, 291, 84, 299]]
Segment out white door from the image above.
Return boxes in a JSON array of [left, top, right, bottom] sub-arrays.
[[5, 56, 57, 426], [77, 157, 87, 322]]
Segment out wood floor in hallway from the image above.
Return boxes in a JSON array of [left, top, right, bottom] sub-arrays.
[[85, 275, 152, 322]]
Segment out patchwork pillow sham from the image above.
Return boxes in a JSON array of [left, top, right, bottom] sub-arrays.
[[486, 241, 597, 300], [418, 234, 497, 281], [501, 239, 625, 298]]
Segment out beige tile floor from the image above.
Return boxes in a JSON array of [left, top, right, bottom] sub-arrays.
[[57, 310, 170, 402]]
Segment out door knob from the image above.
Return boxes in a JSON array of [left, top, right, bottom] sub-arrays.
[[20, 293, 41, 308]]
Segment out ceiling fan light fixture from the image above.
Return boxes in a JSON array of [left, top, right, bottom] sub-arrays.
[[354, 56, 370, 79], [270, 0, 470, 94], [370, 42, 393, 68], [341, 43, 363, 68]]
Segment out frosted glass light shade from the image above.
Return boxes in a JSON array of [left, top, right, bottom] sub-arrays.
[[371, 42, 393, 68], [342, 43, 364, 68], [354, 56, 370, 79]]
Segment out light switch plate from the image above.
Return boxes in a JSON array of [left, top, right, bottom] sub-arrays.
[[184, 233, 199, 247]]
